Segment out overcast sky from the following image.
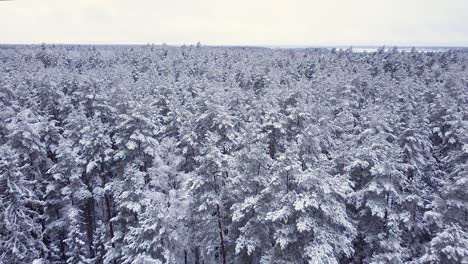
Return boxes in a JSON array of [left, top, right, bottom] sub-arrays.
[[1, 0, 467, 46]]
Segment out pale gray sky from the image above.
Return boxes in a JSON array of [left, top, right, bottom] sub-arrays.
[[1, 0, 467, 46]]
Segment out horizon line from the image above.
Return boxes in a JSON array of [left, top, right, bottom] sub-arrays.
[[1, 43, 468, 48]]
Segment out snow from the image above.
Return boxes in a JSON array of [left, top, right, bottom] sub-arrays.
[[0, 44, 466, 263]]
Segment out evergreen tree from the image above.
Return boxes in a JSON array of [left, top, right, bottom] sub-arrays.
[[0, 109, 48, 263]]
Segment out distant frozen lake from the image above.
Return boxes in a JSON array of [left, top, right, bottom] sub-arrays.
[[262, 45, 467, 52]]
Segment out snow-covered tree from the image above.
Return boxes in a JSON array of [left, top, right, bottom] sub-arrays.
[[1, 44, 467, 264], [0, 109, 49, 263]]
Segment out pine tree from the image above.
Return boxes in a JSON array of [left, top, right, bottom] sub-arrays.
[[93, 220, 107, 264], [0, 109, 49, 263], [347, 106, 406, 263], [107, 106, 160, 263], [64, 207, 90, 264], [422, 91, 468, 263], [120, 139, 190, 263]]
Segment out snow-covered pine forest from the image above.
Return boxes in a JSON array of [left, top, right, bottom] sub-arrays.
[[0, 44, 467, 264]]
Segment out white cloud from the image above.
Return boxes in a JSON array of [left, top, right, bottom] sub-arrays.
[[0, 0, 467, 45]]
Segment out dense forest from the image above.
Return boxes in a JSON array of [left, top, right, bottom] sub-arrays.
[[0, 44, 467, 264]]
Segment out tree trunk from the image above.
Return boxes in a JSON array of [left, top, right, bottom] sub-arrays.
[[105, 194, 115, 242], [216, 204, 227, 264], [83, 171, 96, 259], [84, 197, 96, 259], [60, 232, 66, 261], [269, 128, 276, 159], [194, 247, 201, 264]]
